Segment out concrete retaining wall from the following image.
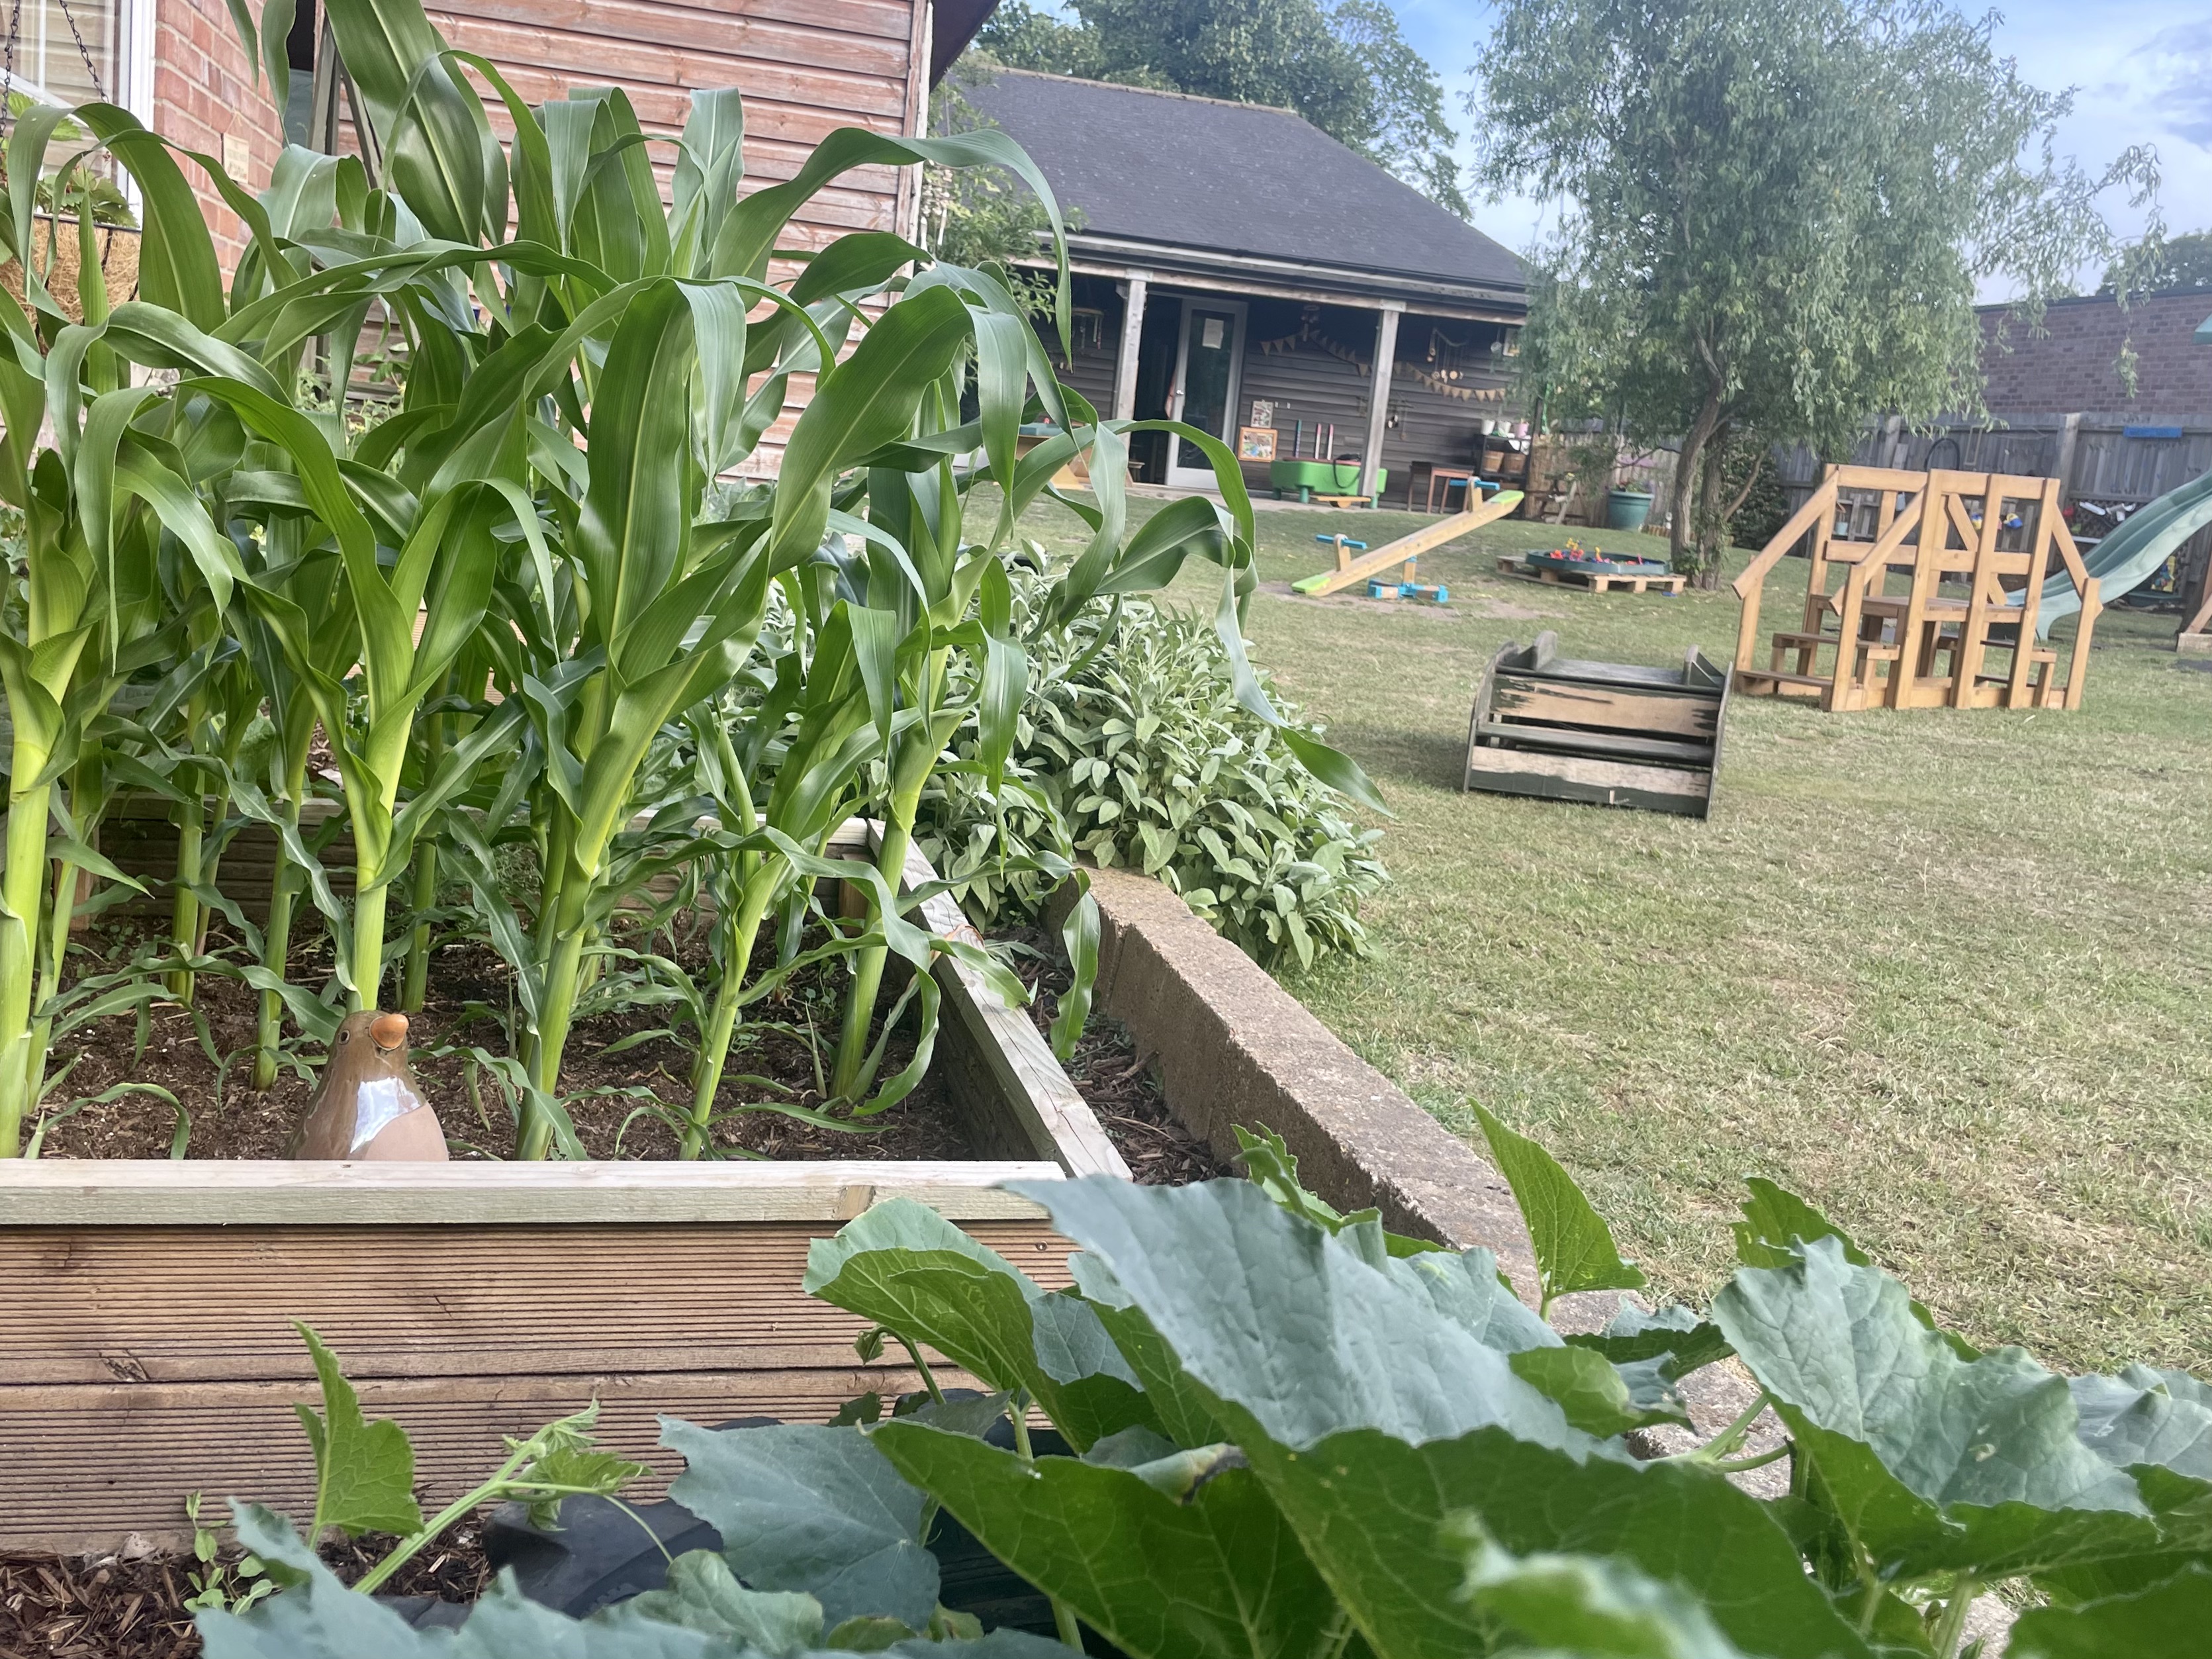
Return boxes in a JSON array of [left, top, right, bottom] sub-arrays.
[[1056, 868, 1540, 1294]]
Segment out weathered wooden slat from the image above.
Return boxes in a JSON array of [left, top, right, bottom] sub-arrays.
[[0, 1217, 1070, 1386], [1, 1366, 937, 1553], [1477, 721, 1714, 767], [1461, 745, 1713, 816], [1488, 676, 1720, 739], [0, 1207, 1076, 1550]]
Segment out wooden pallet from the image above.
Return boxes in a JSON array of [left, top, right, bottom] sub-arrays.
[[1497, 556, 1686, 594], [1462, 632, 1730, 818]]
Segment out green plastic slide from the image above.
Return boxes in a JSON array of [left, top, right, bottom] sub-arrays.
[[2039, 464, 2212, 635]]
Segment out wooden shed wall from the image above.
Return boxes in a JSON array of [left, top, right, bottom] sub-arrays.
[[155, 0, 932, 475]]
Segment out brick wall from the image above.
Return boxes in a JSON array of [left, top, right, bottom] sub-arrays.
[[1978, 291, 2212, 419], [152, 0, 287, 273]]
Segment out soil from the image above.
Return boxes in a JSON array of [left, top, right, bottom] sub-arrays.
[[1006, 925, 1232, 1186], [0, 1527, 491, 1659], [31, 914, 1224, 1178], [32, 920, 962, 1163]]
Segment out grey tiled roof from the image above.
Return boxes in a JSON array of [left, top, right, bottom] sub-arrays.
[[962, 68, 1526, 294]]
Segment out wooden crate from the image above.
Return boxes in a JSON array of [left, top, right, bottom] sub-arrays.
[[1461, 632, 1731, 818], [0, 1165, 1070, 1552]]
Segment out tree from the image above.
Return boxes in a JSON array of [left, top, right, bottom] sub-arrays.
[[1473, 0, 2159, 580], [2099, 229, 2212, 297], [974, 0, 1468, 216]]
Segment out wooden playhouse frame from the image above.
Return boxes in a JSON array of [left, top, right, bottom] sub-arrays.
[[1733, 466, 2101, 712]]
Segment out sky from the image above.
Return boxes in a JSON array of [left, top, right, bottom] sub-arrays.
[[1395, 0, 2212, 300]]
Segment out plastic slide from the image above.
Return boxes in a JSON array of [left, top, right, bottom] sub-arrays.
[[2038, 465, 2212, 635]]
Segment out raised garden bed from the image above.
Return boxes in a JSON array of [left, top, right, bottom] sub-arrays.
[[0, 822, 1127, 1554]]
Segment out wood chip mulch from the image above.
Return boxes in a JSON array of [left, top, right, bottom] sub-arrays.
[[0, 1523, 490, 1659]]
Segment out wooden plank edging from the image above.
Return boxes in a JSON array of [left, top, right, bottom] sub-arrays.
[[0, 1159, 1062, 1226]]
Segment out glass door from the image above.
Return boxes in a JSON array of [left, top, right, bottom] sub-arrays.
[[1166, 299, 1247, 489]]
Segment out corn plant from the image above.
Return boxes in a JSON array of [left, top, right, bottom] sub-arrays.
[[0, 0, 1381, 1161]]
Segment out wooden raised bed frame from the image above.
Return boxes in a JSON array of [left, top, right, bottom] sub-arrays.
[[0, 825, 1114, 1553]]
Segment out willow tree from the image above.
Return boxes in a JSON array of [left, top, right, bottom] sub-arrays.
[[1472, 0, 2159, 579]]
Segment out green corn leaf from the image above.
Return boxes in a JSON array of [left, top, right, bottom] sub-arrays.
[[289, 1323, 422, 1540], [1471, 1103, 1646, 1311], [768, 284, 975, 571], [1048, 871, 1097, 1061]]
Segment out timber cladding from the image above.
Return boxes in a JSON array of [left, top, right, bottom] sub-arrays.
[[0, 1173, 1071, 1552]]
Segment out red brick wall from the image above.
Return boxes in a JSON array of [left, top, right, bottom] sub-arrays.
[[1978, 291, 2212, 419], [152, 0, 288, 273]]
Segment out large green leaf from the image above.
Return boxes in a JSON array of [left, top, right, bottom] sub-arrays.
[[1509, 1346, 1691, 1437], [1566, 1304, 1735, 1382], [1015, 1177, 1583, 1454], [606, 1550, 825, 1654], [2070, 1366, 2212, 1483], [661, 1419, 939, 1630], [1733, 1177, 1975, 1361], [2009, 1564, 2212, 1658], [1471, 1102, 1645, 1311], [1458, 1532, 1756, 1659], [1019, 1178, 1866, 1659], [803, 1198, 1151, 1451], [872, 1420, 1340, 1659], [1241, 1425, 1866, 1659], [1713, 1237, 2155, 1581]]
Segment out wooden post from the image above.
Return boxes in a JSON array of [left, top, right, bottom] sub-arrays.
[[1358, 301, 1403, 502], [1111, 271, 1149, 424], [2051, 412, 2083, 503]]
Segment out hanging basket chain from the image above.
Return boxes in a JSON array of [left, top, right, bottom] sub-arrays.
[[1, 0, 24, 147], [58, 0, 105, 102]]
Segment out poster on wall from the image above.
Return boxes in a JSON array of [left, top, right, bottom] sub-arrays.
[[1237, 426, 1279, 461], [1248, 399, 1275, 428]]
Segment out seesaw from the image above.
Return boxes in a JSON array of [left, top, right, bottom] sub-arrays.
[[1291, 491, 1524, 599]]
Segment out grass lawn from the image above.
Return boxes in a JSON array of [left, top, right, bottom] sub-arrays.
[[1011, 487, 2212, 1374]]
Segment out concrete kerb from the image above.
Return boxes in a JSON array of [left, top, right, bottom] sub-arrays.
[[1051, 867, 1542, 1300], [1046, 869, 1795, 1484]]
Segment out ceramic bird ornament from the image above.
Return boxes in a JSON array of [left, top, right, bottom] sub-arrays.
[[287, 1012, 449, 1161]]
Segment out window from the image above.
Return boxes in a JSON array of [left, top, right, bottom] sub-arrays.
[[2, 0, 124, 110]]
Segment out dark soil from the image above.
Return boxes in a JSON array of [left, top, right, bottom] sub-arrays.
[[1007, 925, 1232, 1186], [33, 918, 955, 1162], [0, 1525, 490, 1659], [31, 914, 1222, 1177]]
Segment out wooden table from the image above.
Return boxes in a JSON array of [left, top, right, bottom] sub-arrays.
[[1423, 467, 1479, 513]]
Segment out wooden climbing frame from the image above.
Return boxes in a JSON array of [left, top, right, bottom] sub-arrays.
[[1732, 466, 2101, 712]]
